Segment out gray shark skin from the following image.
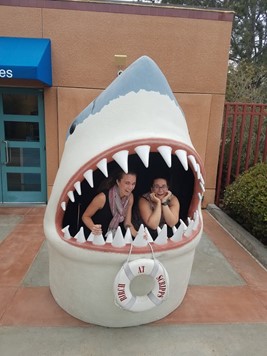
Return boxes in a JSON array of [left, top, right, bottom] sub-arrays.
[[44, 56, 205, 327]]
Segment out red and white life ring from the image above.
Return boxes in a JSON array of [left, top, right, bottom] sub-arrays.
[[114, 258, 169, 312]]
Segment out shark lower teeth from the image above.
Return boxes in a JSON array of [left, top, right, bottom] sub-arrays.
[[60, 145, 205, 207], [61, 209, 200, 247]]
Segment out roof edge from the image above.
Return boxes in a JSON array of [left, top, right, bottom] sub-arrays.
[[0, 0, 235, 22]]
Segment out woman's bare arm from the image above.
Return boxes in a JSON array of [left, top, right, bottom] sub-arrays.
[[82, 193, 106, 235], [138, 194, 162, 230], [161, 195, 180, 227]]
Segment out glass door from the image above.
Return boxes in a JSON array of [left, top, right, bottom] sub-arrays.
[[0, 88, 47, 203]]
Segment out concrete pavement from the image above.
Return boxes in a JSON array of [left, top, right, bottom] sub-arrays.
[[0, 206, 267, 356]]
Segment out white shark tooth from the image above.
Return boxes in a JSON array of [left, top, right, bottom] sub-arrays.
[[188, 155, 198, 173], [96, 158, 108, 177], [144, 227, 153, 242], [105, 231, 113, 243], [180, 219, 187, 229], [83, 169, 94, 188], [67, 190, 75, 202], [157, 226, 162, 234], [92, 234, 106, 246], [87, 232, 94, 242], [187, 217, 191, 225], [154, 224, 168, 245], [175, 149, 188, 171], [199, 173, 205, 186], [75, 227, 86, 243], [198, 192, 203, 201], [112, 227, 126, 247], [196, 163, 201, 179], [193, 211, 199, 231], [61, 225, 71, 239], [134, 145, 150, 168], [124, 227, 133, 244], [184, 219, 195, 238], [74, 181, 81, 195], [200, 182, 205, 192], [157, 145, 172, 168], [132, 224, 148, 247], [170, 222, 186, 242], [112, 150, 128, 174], [61, 201, 66, 211]]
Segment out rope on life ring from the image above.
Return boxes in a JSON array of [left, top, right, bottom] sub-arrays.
[[114, 258, 169, 313]]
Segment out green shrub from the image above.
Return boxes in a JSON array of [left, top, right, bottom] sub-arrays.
[[223, 163, 267, 245]]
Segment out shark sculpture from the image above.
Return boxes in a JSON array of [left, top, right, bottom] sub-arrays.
[[44, 56, 205, 327]]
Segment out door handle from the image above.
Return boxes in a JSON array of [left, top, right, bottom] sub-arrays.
[[2, 140, 9, 165]]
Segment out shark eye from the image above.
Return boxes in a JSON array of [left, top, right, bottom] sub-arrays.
[[69, 122, 77, 135]]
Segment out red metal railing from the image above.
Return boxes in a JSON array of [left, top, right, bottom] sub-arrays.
[[215, 102, 267, 206]]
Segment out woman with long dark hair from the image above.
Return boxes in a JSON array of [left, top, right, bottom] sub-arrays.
[[82, 170, 137, 239]]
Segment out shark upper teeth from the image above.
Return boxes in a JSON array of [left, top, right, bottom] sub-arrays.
[[81, 147, 204, 185], [84, 169, 94, 187], [112, 150, 129, 173], [74, 181, 81, 195], [199, 173, 205, 186], [134, 145, 150, 168], [96, 158, 108, 177], [200, 182, 205, 192], [157, 146, 172, 168], [175, 149, 188, 171], [67, 191, 75, 202], [196, 164, 201, 180], [188, 155, 198, 173], [66, 147, 205, 202], [61, 210, 200, 247]]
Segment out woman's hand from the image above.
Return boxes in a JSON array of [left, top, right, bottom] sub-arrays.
[[91, 224, 102, 235], [149, 192, 161, 204], [162, 190, 173, 204]]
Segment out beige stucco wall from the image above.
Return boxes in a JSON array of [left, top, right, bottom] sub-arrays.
[[0, 1, 233, 205]]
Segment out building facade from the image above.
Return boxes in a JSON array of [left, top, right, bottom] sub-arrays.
[[0, 0, 234, 206]]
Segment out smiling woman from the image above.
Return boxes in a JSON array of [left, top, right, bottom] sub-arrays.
[[82, 170, 137, 239], [138, 177, 180, 239]]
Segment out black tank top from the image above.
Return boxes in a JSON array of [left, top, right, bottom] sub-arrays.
[[86, 190, 126, 239], [88, 190, 112, 237]]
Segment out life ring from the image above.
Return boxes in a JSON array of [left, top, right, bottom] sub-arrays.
[[114, 258, 169, 312]]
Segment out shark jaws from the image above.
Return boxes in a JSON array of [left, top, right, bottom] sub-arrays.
[[44, 56, 205, 327]]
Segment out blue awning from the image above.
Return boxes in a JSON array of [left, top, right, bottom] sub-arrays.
[[0, 37, 52, 86]]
